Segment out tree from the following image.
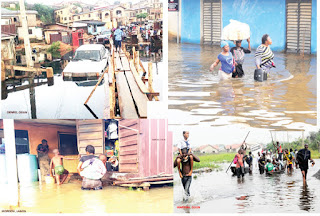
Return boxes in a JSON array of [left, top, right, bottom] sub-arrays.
[[136, 13, 148, 19], [47, 42, 61, 59], [30, 4, 55, 24]]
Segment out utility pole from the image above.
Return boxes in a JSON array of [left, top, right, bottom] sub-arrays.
[[19, 0, 34, 68]]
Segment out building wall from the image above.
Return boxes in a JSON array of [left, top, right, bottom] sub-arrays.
[[179, 0, 317, 53], [180, 0, 201, 44], [17, 13, 37, 27], [1, 37, 16, 63], [222, 0, 286, 51], [0, 122, 77, 159], [168, 11, 179, 42], [311, 0, 317, 53], [17, 27, 43, 40]]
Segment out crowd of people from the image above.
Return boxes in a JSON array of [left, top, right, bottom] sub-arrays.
[[210, 34, 275, 80], [233, 142, 315, 186]]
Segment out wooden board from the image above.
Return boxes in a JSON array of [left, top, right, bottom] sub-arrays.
[[115, 56, 123, 71], [121, 56, 131, 71], [115, 73, 138, 119], [125, 71, 148, 118], [129, 61, 150, 94]]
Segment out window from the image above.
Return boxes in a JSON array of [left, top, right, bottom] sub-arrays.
[[58, 133, 78, 155], [89, 14, 91, 17], [64, 17, 67, 20], [0, 129, 30, 154], [28, 29, 32, 35], [78, 16, 80, 19], [69, 17, 71, 20], [105, 13, 109, 17], [15, 130, 29, 154]]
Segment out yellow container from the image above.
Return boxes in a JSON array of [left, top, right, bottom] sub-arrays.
[[45, 176, 55, 184]]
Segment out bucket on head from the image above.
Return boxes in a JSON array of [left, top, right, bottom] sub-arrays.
[[254, 69, 265, 82]]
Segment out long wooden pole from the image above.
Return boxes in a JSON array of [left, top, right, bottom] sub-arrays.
[[19, 0, 33, 68]]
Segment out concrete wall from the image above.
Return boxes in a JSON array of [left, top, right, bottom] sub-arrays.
[[180, 0, 201, 44], [17, 27, 43, 40], [222, 0, 286, 51], [178, 0, 317, 53], [168, 11, 179, 42]]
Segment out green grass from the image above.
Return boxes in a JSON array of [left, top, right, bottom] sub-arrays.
[[311, 150, 320, 159], [175, 152, 236, 170]]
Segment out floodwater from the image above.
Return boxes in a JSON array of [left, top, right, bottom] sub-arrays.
[[174, 159, 320, 213], [169, 43, 317, 130], [1, 57, 163, 119], [0, 181, 173, 213]]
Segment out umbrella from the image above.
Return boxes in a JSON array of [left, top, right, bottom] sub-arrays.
[[221, 19, 250, 41]]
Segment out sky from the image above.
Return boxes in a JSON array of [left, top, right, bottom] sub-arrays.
[[169, 124, 316, 148]]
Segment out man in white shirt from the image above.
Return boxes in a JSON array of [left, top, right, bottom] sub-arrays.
[[176, 131, 193, 179]]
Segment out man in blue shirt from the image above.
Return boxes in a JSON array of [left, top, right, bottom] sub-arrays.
[[114, 26, 124, 52]]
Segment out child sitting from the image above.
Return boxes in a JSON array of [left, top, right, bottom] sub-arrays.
[[49, 149, 71, 185]]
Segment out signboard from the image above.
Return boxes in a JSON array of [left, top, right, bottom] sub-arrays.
[[168, 0, 179, 11]]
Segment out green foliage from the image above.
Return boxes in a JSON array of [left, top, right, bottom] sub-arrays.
[[266, 130, 320, 152], [30, 3, 54, 24], [47, 41, 61, 58], [73, 3, 82, 8], [136, 13, 148, 19]]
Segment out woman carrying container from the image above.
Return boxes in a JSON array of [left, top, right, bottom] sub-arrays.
[[255, 34, 275, 74], [210, 41, 235, 80]]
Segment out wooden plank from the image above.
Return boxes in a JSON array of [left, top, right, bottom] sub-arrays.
[[119, 139, 138, 147], [79, 131, 103, 140], [125, 71, 148, 118], [120, 56, 131, 71], [119, 129, 138, 138], [120, 144, 138, 152], [119, 154, 138, 161], [5, 65, 46, 73], [119, 149, 138, 156], [116, 72, 138, 119], [119, 119, 139, 127], [115, 56, 123, 71], [129, 60, 149, 93]]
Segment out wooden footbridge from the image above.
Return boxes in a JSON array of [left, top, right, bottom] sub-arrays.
[[84, 39, 159, 119]]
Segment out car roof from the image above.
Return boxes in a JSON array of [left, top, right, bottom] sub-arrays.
[[77, 44, 105, 51]]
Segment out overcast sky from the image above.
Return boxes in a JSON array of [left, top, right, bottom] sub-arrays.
[[169, 124, 316, 148]]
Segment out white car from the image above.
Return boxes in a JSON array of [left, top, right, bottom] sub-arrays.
[[96, 29, 112, 44], [63, 44, 109, 81]]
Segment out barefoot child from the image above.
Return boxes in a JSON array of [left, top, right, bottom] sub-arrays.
[[49, 149, 71, 185]]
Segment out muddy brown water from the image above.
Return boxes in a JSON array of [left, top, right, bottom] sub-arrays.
[[169, 43, 317, 130], [174, 159, 320, 213], [0, 181, 173, 213]]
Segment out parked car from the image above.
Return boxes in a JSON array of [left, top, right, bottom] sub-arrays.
[[96, 29, 112, 45], [63, 44, 109, 81]]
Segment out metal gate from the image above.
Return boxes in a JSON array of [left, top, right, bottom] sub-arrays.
[[286, 0, 312, 53], [203, 0, 221, 45]]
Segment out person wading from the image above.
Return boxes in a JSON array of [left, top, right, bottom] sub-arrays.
[[255, 34, 275, 75], [296, 144, 315, 186], [37, 139, 50, 181], [210, 41, 236, 80], [230, 38, 251, 78]]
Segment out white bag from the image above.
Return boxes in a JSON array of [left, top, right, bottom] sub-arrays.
[[221, 19, 250, 41]]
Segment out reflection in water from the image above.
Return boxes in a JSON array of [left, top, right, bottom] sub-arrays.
[[169, 43, 317, 130], [0, 181, 173, 213], [174, 159, 320, 213]]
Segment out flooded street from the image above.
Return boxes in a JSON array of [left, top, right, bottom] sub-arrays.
[[174, 159, 320, 213], [0, 181, 173, 213], [168, 43, 317, 130], [1, 59, 163, 119]]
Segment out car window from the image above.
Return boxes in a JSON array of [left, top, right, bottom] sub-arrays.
[[74, 50, 100, 61], [100, 48, 106, 58]]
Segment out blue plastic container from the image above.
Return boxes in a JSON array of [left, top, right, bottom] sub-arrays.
[[0, 154, 8, 184], [17, 154, 38, 184]]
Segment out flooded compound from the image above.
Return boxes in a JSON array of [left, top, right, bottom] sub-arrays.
[[168, 43, 317, 131], [174, 159, 320, 213], [0, 181, 173, 213], [1, 54, 163, 119]]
